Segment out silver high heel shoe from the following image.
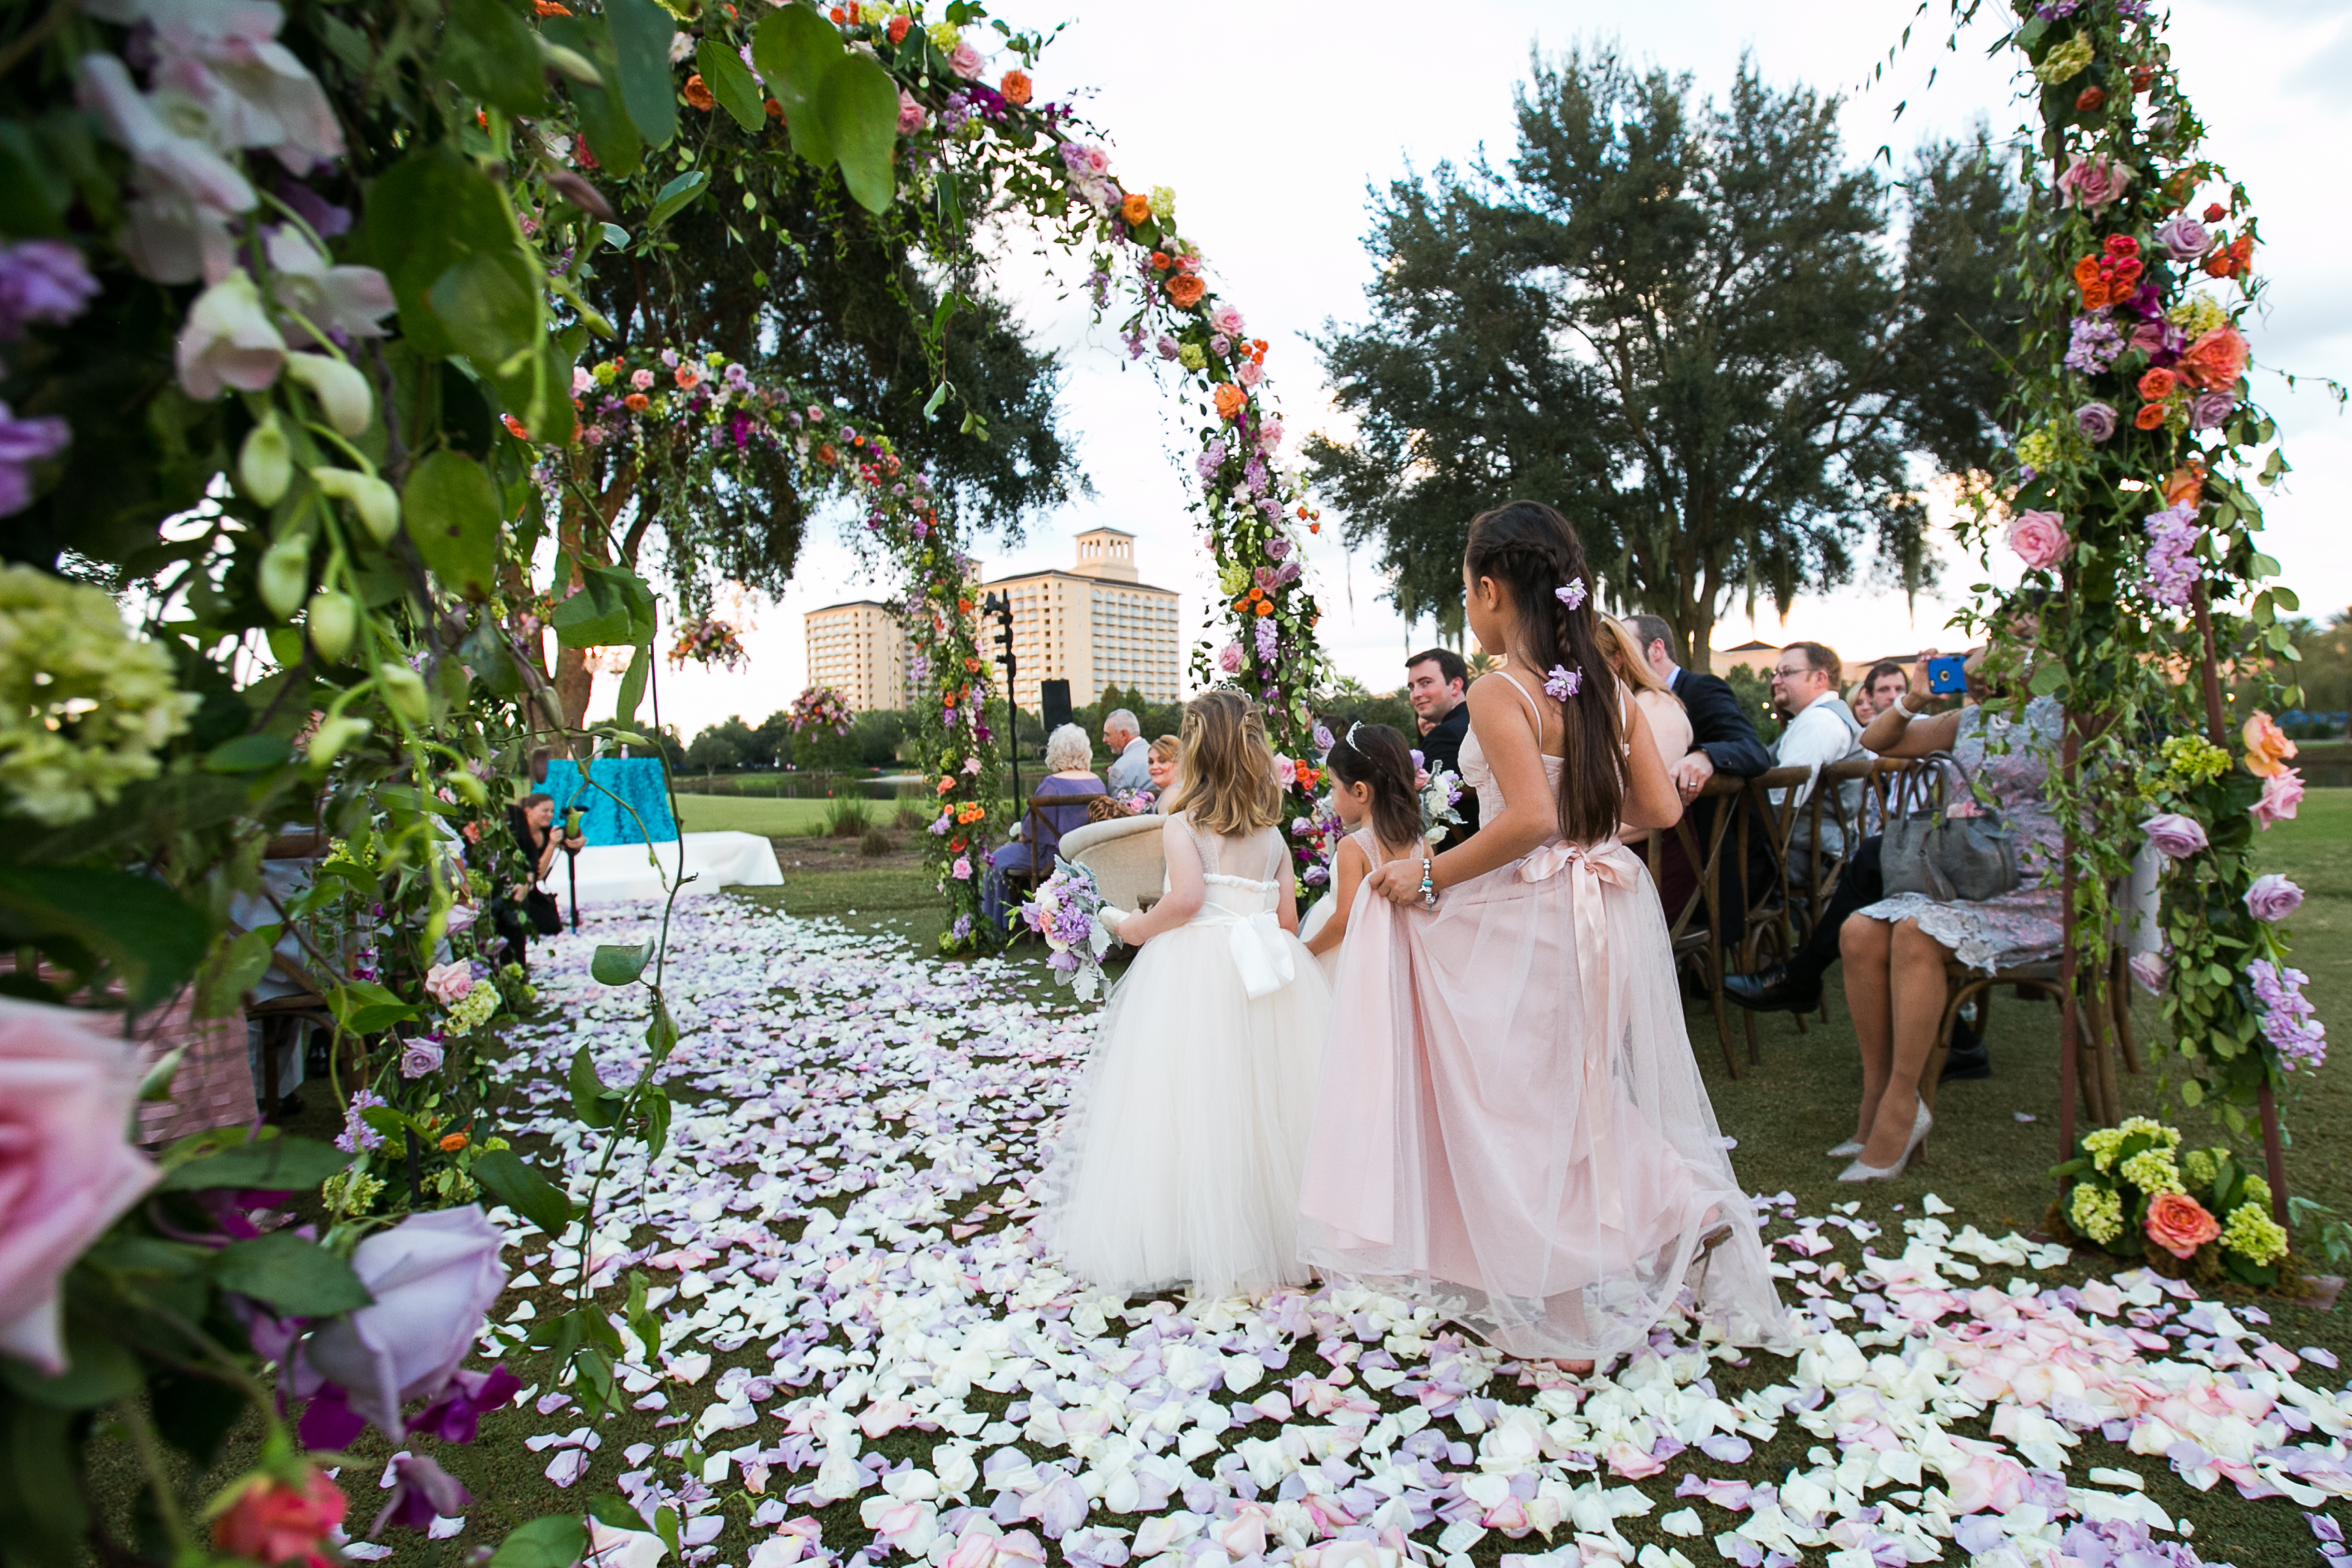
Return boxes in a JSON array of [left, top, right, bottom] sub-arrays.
[[1837, 1099, 1932, 1183], [1826, 1139, 1864, 1159]]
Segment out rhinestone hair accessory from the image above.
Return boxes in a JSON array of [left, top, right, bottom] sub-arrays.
[[1345, 721, 1365, 749], [1543, 664, 1583, 701], [1554, 578, 1587, 611]]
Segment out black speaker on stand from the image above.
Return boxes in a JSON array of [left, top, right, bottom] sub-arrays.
[[1040, 679, 1072, 749]]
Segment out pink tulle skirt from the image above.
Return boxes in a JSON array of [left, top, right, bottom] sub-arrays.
[[1298, 839, 1788, 1364]]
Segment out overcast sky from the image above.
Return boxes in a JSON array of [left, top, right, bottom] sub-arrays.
[[639, 0, 2351, 740]]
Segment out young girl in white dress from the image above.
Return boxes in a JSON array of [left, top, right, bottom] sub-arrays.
[[1044, 692, 1334, 1299], [1297, 500, 1786, 1371], [1301, 722, 1425, 988]]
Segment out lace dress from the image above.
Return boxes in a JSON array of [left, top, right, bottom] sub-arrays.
[[1041, 815, 1333, 1299], [1297, 672, 1788, 1364], [1855, 694, 2067, 973]]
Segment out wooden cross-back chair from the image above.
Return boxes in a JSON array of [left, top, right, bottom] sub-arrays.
[[1721, 764, 1821, 1064], [1641, 774, 1744, 1077], [1003, 790, 1107, 905]]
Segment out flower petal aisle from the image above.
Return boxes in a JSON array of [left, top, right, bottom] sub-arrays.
[[454, 902, 2352, 1568]]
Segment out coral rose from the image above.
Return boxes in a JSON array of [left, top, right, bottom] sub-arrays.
[[2005, 510, 2070, 571], [2175, 326, 2249, 391], [2144, 1192, 2219, 1260], [1164, 274, 1205, 308], [214, 1468, 347, 1568], [2134, 402, 2168, 431], [2242, 710, 2298, 778], [683, 74, 715, 111], [2137, 367, 2177, 401], [999, 69, 1032, 106], [0, 998, 160, 1373], [1119, 191, 1150, 225], [1213, 384, 1247, 421]]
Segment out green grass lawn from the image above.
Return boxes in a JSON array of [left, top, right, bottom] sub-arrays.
[[674, 794, 838, 836]]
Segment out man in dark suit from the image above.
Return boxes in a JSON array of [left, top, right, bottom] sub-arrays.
[[1623, 615, 1771, 934], [1405, 648, 1480, 841]]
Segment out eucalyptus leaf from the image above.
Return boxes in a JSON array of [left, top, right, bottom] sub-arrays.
[[696, 39, 767, 133], [605, 0, 679, 150], [819, 52, 901, 214], [403, 451, 502, 601]]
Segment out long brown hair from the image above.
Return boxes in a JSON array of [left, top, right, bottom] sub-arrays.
[[1462, 500, 1623, 844], [1323, 721, 1421, 856], [1169, 691, 1283, 837]]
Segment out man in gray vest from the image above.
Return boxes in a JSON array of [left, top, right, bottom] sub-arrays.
[[1767, 642, 1865, 864]]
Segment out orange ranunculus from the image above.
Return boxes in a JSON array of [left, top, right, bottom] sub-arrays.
[[684, 74, 715, 111], [2134, 402, 2169, 431], [623, 392, 649, 412], [2244, 711, 2299, 779], [958, 597, 973, 614], [1148, 251, 1169, 270], [1253, 601, 1273, 617], [765, 97, 785, 118], [1212, 383, 1247, 420], [887, 14, 909, 42], [815, 442, 836, 465], [1001, 70, 1034, 106], [674, 365, 701, 389], [2163, 457, 2208, 508], [1119, 191, 1150, 225], [1246, 587, 1264, 602], [1165, 274, 1206, 308], [2175, 326, 2249, 391], [2072, 255, 2108, 307], [964, 657, 979, 672], [439, 1132, 468, 1152], [2137, 367, 2178, 402]]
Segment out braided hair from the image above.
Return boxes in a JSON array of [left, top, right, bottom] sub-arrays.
[[1324, 722, 1422, 856], [1462, 500, 1623, 845]]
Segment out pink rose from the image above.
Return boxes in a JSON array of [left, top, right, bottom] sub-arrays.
[[424, 960, 474, 1005], [1236, 360, 1264, 387], [2006, 510, 2070, 571], [2244, 873, 2303, 923], [0, 999, 160, 1373], [952, 856, 972, 880], [2057, 152, 2131, 213], [949, 40, 983, 78], [295, 1206, 508, 1438], [896, 89, 927, 135], [630, 368, 655, 390], [2128, 951, 2167, 994], [2144, 1192, 2219, 1260], [1273, 755, 1296, 787], [2251, 766, 2304, 830], [1209, 304, 1245, 337], [2141, 812, 2208, 860], [1217, 640, 1245, 675]]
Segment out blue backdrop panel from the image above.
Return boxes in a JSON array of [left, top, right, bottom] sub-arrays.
[[541, 758, 678, 845]]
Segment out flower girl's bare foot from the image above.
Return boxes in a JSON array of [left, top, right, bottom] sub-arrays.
[[1544, 1358, 1595, 1377]]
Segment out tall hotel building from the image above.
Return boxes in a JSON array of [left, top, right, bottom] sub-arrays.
[[802, 598, 910, 712], [983, 528, 1182, 709]]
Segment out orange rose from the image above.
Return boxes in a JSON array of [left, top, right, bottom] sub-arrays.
[[2144, 1192, 2219, 1260], [1166, 274, 1206, 308], [1212, 383, 1246, 420], [438, 1132, 468, 1152], [2163, 458, 2207, 508], [2175, 326, 2249, 391], [2134, 402, 2168, 431], [2137, 367, 2177, 401], [815, 442, 836, 465], [765, 97, 784, 118], [624, 392, 649, 412], [683, 74, 715, 111], [674, 365, 700, 389], [1000, 70, 1033, 106], [1253, 601, 1273, 617], [1119, 191, 1150, 225], [2243, 711, 2298, 779]]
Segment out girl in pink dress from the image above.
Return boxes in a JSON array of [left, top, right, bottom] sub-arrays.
[[1300, 722, 1424, 988], [1297, 500, 1786, 1370]]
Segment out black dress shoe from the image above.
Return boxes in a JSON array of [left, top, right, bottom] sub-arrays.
[[1723, 964, 1823, 1015], [1940, 1017, 1990, 1081]]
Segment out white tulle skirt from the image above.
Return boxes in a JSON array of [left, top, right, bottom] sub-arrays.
[[1042, 907, 1333, 1300]]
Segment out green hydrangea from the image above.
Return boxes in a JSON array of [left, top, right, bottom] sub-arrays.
[[447, 981, 499, 1034], [1149, 185, 1176, 222], [1218, 561, 1248, 597], [2083, 1116, 2176, 1173], [926, 21, 961, 51], [1178, 342, 1207, 371], [2120, 1147, 2187, 1196], [2166, 293, 2230, 339], [2242, 1173, 2271, 1210], [2034, 34, 2096, 84], [2161, 735, 2231, 787], [2181, 1147, 2219, 1189], [2013, 416, 2084, 474], [322, 1166, 386, 1220], [2221, 1202, 2289, 1267], [2070, 1182, 2125, 1245]]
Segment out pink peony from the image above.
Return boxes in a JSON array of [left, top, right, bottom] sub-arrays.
[[424, 960, 474, 1005], [2006, 510, 2071, 570], [2251, 766, 2304, 830], [2056, 152, 2132, 214], [2144, 1192, 2219, 1260], [2141, 812, 2208, 859], [0, 998, 161, 1373], [295, 1206, 508, 1438], [949, 39, 983, 78], [2244, 873, 2304, 923]]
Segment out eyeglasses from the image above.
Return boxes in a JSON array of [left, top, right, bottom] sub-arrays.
[[1769, 665, 1814, 680]]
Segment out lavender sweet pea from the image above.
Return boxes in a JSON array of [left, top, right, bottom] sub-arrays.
[[2141, 812, 2208, 859]]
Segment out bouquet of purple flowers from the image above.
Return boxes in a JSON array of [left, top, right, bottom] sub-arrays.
[[1019, 858, 1117, 1002]]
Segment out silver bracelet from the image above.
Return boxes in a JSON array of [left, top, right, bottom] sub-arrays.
[[1418, 855, 1437, 910], [1891, 692, 1918, 719]]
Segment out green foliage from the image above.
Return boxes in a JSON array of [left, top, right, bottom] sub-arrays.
[[1307, 48, 2018, 660]]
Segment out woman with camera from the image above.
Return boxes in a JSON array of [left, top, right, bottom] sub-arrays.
[[1831, 627, 2066, 1183]]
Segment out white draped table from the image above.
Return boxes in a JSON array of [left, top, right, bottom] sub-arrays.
[[542, 831, 784, 907]]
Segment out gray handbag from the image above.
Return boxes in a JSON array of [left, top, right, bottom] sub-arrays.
[[1881, 751, 2021, 904]]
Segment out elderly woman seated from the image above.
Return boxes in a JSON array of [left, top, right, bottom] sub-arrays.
[[979, 723, 1103, 927], [1833, 626, 2064, 1184]]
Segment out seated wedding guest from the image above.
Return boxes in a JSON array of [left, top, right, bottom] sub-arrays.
[[1624, 614, 1772, 929], [1145, 734, 1179, 807], [1769, 642, 1866, 862], [1597, 616, 1690, 843], [982, 724, 1103, 926], [1102, 709, 1150, 792], [1859, 661, 1911, 738], [1405, 647, 1480, 840], [1827, 633, 2064, 1181]]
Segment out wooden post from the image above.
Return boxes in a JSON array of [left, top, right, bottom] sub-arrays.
[[2058, 712, 2081, 1160], [2189, 579, 2290, 1226]]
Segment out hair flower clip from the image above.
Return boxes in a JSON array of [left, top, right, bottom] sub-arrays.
[[1543, 664, 1582, 700], [1554, 578, 1587, 611]]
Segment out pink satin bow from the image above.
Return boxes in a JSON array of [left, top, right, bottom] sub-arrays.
[[1518, 838, 1642, 1230]]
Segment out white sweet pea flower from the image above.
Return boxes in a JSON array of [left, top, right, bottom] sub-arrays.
[[88, 0, 344, 171], [267, 227, 395, 344], [174, 267, 286, 397], [77, 53, 255, 284]]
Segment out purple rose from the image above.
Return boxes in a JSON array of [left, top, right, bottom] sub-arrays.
[[2244, 874, 2304, 923], [2153, 216, 2212, 262], [294, 1206, 510, 1439], [369, 1454, 472, 1539], [2074, 401, 2117, 442], [0, 402, 71, 516], [399, 1038, 445, 1079], [1156, 335, 1179, 361], [2188, 391, 2233, 431], [2141, 812, 2209, 860]]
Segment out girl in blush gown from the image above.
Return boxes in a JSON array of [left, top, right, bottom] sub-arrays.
[[1043, 693, 1333, 1300], [1301, 721, 1426, 988], [1298, 500, 1787, 1370]]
